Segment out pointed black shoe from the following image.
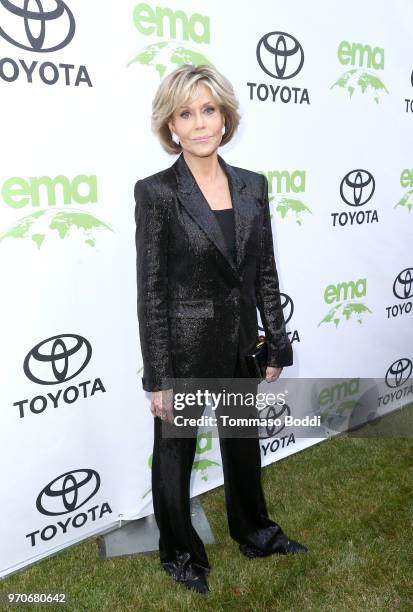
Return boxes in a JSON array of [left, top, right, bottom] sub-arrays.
[[163, 567, 210, 594], [161, 551, 210, 594], [181, 574, 210, 594], [240, 533, 308, 558]]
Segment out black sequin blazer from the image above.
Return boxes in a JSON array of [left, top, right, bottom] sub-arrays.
[[134, 152, 293, 392]]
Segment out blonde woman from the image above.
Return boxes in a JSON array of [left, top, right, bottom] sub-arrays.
[[134, 64, 307, 594]]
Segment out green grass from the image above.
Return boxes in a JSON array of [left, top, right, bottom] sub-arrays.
[[1, 407, 412, 611]]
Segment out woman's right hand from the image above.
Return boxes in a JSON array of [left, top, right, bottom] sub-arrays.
[[151, 388, 174, 423]]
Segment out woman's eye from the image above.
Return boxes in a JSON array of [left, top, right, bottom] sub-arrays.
[[179, 107, 215, 118]]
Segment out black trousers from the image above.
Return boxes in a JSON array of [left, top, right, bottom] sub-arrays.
[[151, 353, 285, 578]]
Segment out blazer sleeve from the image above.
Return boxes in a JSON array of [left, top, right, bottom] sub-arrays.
[[134, 179, 174, 392], [254, 174, 293, 368]]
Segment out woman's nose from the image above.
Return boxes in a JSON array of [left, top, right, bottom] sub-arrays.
[[194, 111, 205, 127]]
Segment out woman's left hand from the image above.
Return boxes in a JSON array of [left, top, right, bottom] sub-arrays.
[[265, 366, 283, 383]]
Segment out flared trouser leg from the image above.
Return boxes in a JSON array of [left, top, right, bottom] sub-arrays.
[[151, 414, 210, 577], [216, 355, 285, 552]]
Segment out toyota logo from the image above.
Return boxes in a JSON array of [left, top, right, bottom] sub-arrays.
[[385, 358, 412, 388], [259, 293, 293, 334], [258, 402, 290, 439], [36, 469, 100, 516], [281, 292, 294, 324], [23, 334, 92, 385], [340, 169, 375, 207], [393, 268, 413, 300], [0, 0, 75, 52], [256, 32, 304, 80]]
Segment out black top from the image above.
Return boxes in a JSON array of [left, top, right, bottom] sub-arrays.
[[212, 208, 235, 262]]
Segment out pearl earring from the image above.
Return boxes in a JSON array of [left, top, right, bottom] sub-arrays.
[[171, 132, 180, 145], [221, 125, 226, 135]]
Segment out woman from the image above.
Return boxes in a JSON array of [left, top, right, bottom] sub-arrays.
[[134, 64, 307, 594]]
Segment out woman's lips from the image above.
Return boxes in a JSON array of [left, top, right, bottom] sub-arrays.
[[193, 136, 210, 141]]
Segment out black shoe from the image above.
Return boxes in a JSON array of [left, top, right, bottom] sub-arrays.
[[239, 542, 267, 558], [273, 534, 308, 554], [162, 552, 210, 594], [182, 574, 210, 594], [240, 534, 308, 558]]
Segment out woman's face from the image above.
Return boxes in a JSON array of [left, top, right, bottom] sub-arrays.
[[168, 81, 225, 158]]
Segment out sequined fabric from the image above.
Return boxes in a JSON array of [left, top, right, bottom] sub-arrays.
[[134, 154, 299, 574], [161, 550, 210, 582], [134, 152, 292, 392]]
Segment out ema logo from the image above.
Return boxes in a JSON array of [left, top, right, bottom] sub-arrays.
[[26, 469, 112, 547], [248, 31, 310, 106], [0, 1, 92, 87], [0, 174, 113, 249], [330, 40, 389, 104], [318, 278, 372, 328], [318, 378, 361, 427], [133, 2, 209, 42], [385, 268, 413, 319], [394, 169, 413, 214], [14, 334, 106, 419], [331, 169, 378, 227], [263, 169, 312, 226], [127, 3, 212, 79]]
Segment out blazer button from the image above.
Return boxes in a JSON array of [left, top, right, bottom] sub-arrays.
[[231, 287, 240, 297]]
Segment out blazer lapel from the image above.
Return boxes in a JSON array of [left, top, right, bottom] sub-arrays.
[[172, 152, 250, 279]]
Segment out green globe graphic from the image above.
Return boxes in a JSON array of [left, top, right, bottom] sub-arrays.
[[142, 455, 219, 497], [394, 189, 413, 213], [0, 209, 113, 249], [271, 196, 312, 226], [321, 399, 362, 427], [318, 301, 372, 328], [192, 458, 220, 482], [330, 69, 389, 104], [127, 41, 214, 78]]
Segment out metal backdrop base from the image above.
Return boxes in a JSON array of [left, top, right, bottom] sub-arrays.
[[96, 496, 215, 559]]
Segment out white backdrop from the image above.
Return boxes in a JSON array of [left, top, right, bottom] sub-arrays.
[[0, 0, 411, 578]]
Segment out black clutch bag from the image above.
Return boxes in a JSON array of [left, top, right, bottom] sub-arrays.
[[245, 335, 268, 380]]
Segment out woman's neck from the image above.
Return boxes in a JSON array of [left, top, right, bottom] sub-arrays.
[[182, 150, 221, 185]]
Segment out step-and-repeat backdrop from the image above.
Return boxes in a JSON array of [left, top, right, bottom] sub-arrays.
[[1, 0, 411, 577]]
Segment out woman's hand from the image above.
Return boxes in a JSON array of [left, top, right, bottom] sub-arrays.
[[151, 388, 174, 423], [265, 366, 283, 383]]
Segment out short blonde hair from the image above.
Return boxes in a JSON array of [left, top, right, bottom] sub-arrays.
[[151, 64, 241, 154]]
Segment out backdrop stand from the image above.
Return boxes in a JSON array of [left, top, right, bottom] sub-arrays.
[[96, 496, 214, 559]]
